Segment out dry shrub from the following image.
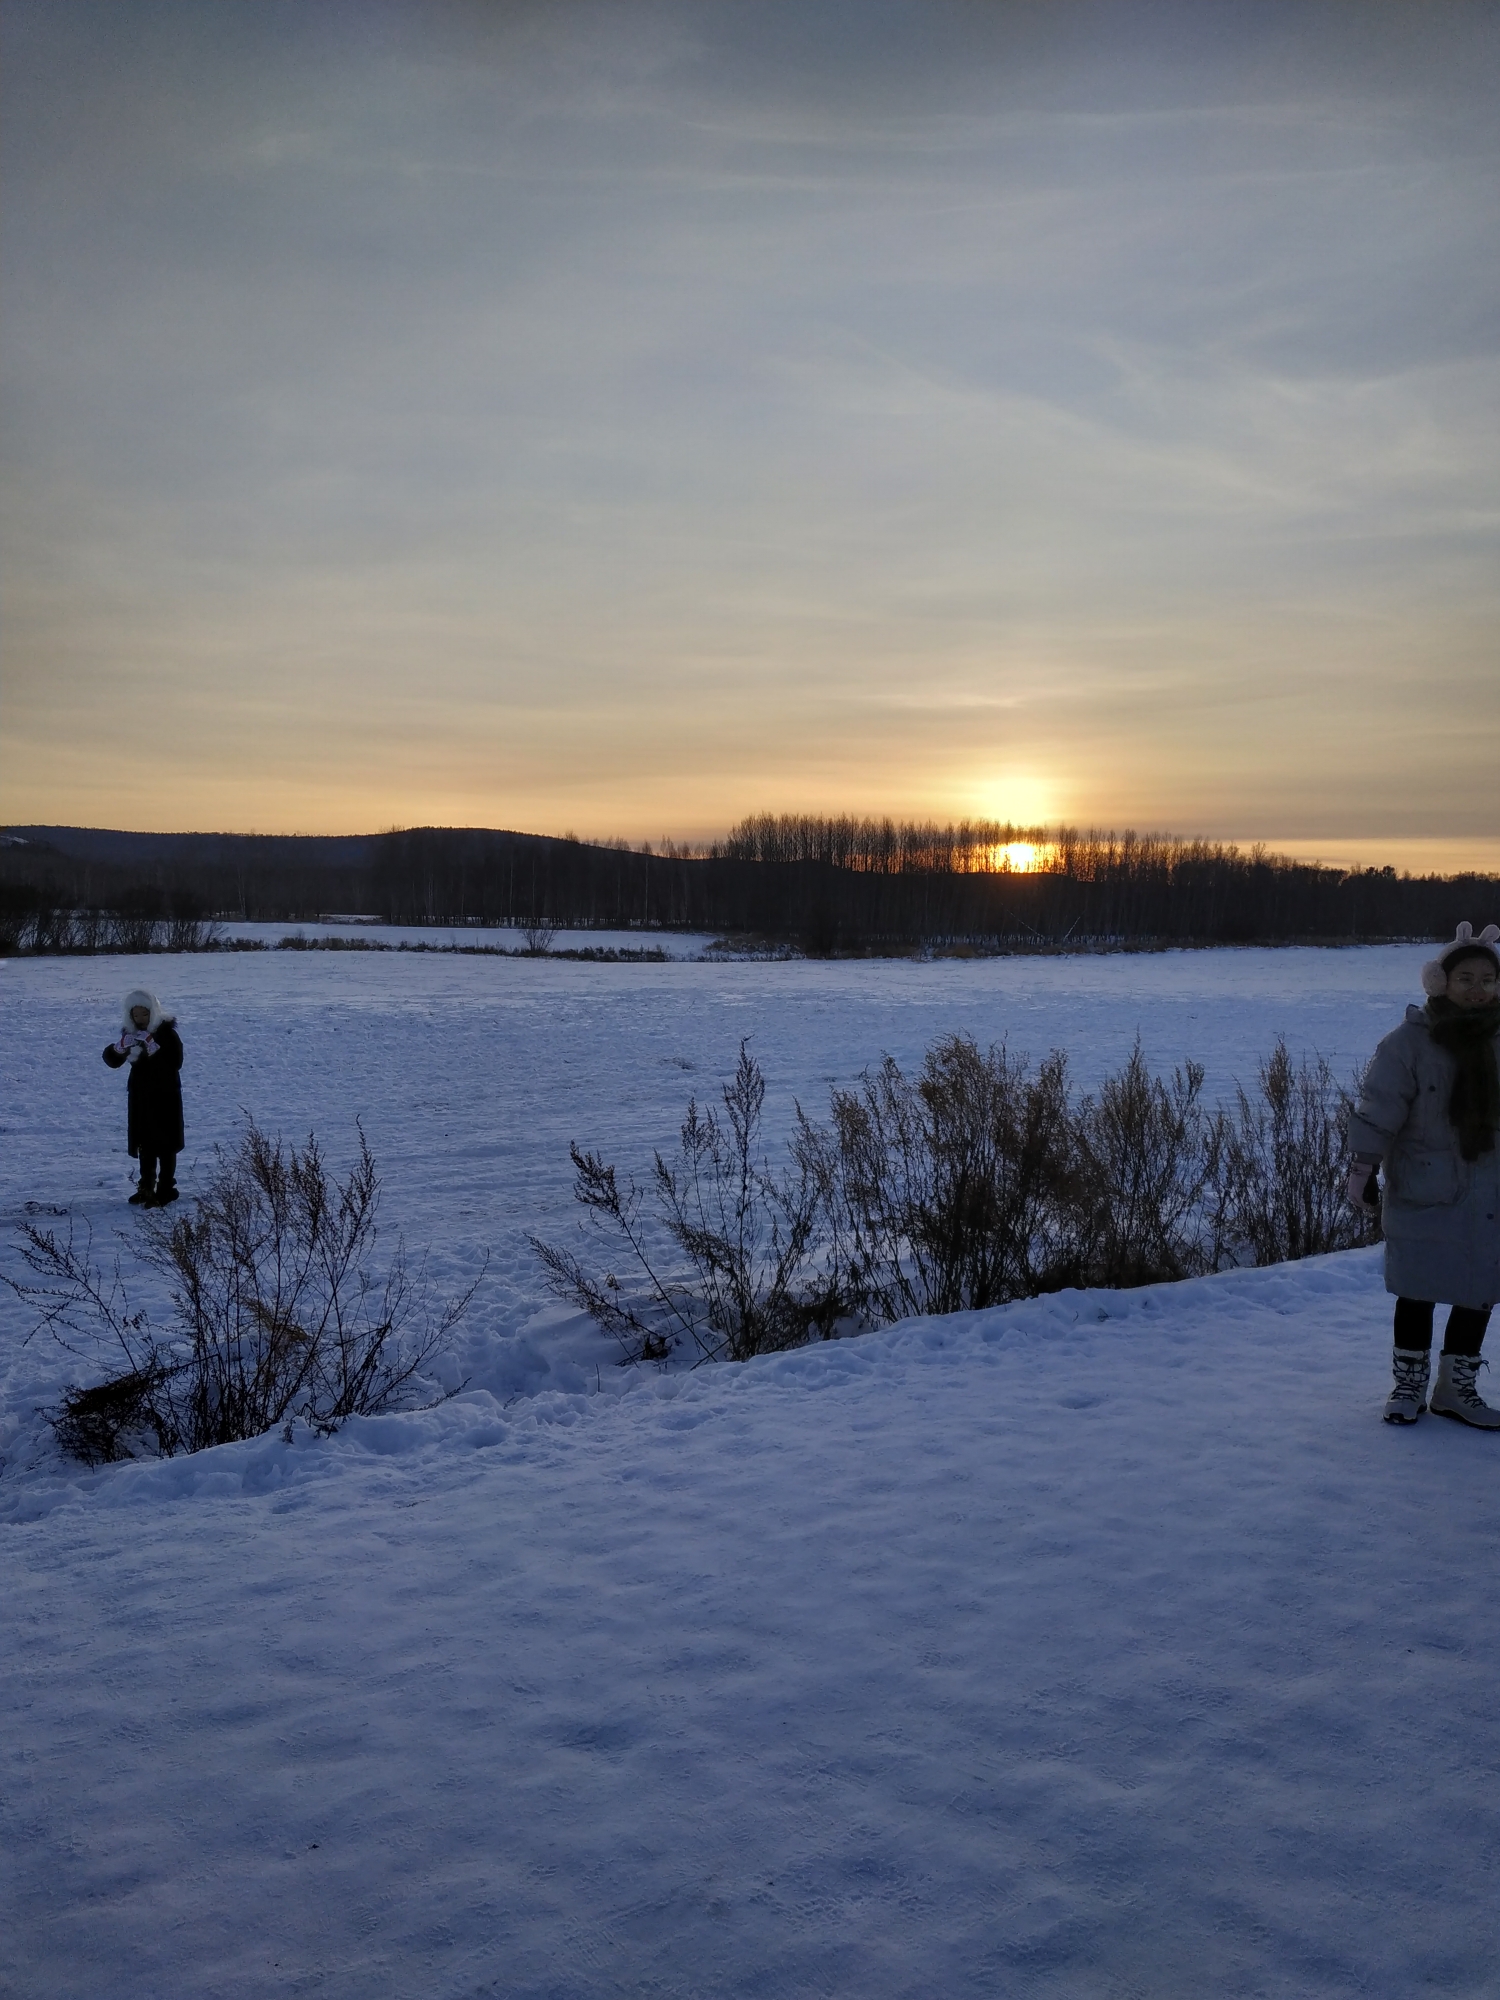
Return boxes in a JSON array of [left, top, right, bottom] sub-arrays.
[[11, 1123, 480, 1464], [107, 908, 161, 952], [1218, 1038, 1379, 1264], [532, 1042, 841, 1364], [53, 1364, 175, 1465], [807, 1035, 1075, 1319], [1068, 1043, 1223, 1287], [538, 1030, 1378, 1366]]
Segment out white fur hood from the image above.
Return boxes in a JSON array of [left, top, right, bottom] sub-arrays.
[[120, 988, 175, 1035]]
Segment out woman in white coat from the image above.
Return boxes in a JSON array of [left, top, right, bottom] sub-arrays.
[[1347, 923, 1500, 1426]]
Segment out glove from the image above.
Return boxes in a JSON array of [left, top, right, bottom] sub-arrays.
[[1346, 1163, 1379, 1210]]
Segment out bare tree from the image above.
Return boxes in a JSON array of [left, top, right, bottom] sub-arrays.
[[164, 913, 207, 951], [73, 907, 109, 952], [108, 911, 160, 951]]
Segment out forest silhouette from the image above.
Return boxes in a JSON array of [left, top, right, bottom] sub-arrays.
[[2, 816, 1493, 952]]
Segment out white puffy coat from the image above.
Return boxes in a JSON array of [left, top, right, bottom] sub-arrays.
[[1347, 1004, 1500, 1308]]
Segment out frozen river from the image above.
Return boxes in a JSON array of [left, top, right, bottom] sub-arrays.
[[1, 940, 1431, 1457]]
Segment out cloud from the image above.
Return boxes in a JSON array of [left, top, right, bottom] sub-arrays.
[[2, 0, 1497, 855]]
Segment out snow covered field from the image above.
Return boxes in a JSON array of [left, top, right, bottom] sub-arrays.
[[0, 941, 1428, 1458], [4, 944, 1498, 1997]]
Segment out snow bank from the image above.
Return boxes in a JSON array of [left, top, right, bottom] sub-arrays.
[[6, 1248, 1500, 1998]]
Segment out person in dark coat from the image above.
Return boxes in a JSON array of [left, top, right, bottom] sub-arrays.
[[102, 986, 185, 1206], [1347, 922, 1500, 1427]]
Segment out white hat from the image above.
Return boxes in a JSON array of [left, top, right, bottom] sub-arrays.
[[1421, 922, 1500, 997], [121, 987, 168, 1033]]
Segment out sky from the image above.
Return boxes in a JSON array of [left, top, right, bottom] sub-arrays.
[[2, 0, 1498, 870]]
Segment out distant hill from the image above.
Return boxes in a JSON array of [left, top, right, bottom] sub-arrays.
[[2, 827, 381, 868], [0, 823, 630, 935]]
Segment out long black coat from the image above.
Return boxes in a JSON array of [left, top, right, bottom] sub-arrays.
[[103, 1022, 185, 1157]]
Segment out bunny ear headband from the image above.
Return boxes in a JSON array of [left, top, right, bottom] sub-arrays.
[[1421, 921, 1500, 997]]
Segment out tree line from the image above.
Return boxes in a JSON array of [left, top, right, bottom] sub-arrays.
[[2, 817, 1493, 951]]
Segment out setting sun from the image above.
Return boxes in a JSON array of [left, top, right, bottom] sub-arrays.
[[999, 842, 1041, 872]]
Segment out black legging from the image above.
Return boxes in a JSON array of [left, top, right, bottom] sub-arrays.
[[139, 1150, 177, 1194], [1394, 1297, 1491, 1358]]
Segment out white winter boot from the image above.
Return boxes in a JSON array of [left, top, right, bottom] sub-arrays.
[[1383, 1347, 1430, 1424], [1428, 1353, 1500, 1430]]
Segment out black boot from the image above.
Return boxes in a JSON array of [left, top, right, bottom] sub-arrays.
[[155, 1152, 179, 1204], [128, 1161, 156, 1206]]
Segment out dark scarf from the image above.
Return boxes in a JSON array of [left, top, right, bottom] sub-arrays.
[[1425, 997, 1500, 1161]]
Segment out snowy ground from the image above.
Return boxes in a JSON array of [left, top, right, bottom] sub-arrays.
[[4, 944, 1497, 1996], [0, 940, 1424, 1466]]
